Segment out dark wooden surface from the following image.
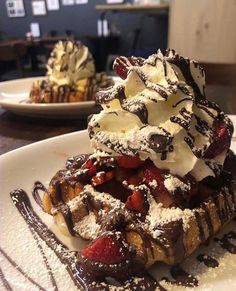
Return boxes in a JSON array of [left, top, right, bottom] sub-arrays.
[[0, 84, 235, 155], [0, 109, 88, 155]]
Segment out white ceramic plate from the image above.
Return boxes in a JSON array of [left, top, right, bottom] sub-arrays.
[[0, 77, 101, 119], [1, 130, 236, 290]]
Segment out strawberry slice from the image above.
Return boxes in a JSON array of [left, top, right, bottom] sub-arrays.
[[82, 159, 97, 177], [81, 233, 126, 265], [117, 156, 144, 169], [125, 190, 147, 214], [91, 171, 114, 186], [204, 119, 231, 159], [113, 56, 145, 79], [79, 232, 146, 279], [142, 163, 165, 185], [143, 163, 198, 208], [142, 163, 175, 208]]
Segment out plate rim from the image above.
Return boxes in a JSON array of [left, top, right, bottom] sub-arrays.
[[0, 129, 87, 160], [1, 128, 236, 290], [0, 76, 99, 118]]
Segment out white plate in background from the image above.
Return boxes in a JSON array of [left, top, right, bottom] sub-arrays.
[[0, 77, 101, 119], [1, 130, 236, 290]]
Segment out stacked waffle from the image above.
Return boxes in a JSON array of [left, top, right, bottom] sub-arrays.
[[30, 41, 114, 103], [42, 50, 236, 280]]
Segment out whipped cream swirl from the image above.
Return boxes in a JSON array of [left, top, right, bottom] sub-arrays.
[[47, 40, 95, 86], [88, 50, 233, 181]]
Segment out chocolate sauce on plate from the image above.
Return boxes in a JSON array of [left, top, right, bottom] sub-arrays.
[[9, 189, 160, 291], [170, 266, 198, 287], [0, 266, 13, 291], [214, 231, 236, 254], [0, 246, 46, 291], [197, 254, 219, 268]]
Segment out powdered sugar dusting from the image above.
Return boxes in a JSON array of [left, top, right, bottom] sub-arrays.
[[164, 175, 191, 193], [74, 212, 100, 240], [146, 194, 194, 239]]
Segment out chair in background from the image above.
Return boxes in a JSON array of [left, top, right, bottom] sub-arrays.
[[0, 41, 28, 80]]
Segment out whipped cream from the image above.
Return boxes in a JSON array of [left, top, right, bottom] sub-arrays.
[[88, 49, 233, 181], [47, 40, 95, 86]]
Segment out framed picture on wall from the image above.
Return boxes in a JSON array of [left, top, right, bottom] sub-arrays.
[[106, 0, 124, 3], [6, 0, 25, 18], [32, 0, 47, 16], [75, 0, 88, 4], [46, 0, 60, 10], [62, 0, 74, 5]]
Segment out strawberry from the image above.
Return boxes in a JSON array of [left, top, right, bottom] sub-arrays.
[[127, 175, 142, 186], [95, 179, 130, 202], [142, 163, 199, 208], [142, 163, 178, 208], [142, 163, 166, 187], [82, 159, 97, 177], [113, 56, 145, 79], [125, 190, 147, 214], [116, 156, 144, 169], [204, 119, 231, 159], [142, 163, 169, 198], [81, 233, 126, 265], [79, 232, 139, 279], [91, 171, 114, 186]]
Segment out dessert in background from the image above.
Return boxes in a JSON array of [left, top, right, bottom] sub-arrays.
[[30, 40, 114, 103], [40, 49, 235, 285]]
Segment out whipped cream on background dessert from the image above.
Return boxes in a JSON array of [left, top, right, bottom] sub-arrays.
[[47, 40, 95, 86], [88, 49, 233, 181], [30, 40, 114, 103]]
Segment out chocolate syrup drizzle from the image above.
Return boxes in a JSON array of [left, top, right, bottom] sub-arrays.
[[9, 189, 162, 291], [89, 49, 233, 174], [197, 254, 219, 268], [32, 181, 47, 209], [3, 185, 235, 290], [170, 266, 198, 287], [214, 231, 236, 254], [0, 265, 13, 291], [166, 49, 204, 100], [30, 79, 77, 103], [0, 246, 46, 290]]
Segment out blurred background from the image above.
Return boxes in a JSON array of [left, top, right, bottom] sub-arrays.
[[0, 0, 235, 154], [0, 0, 235, 80]]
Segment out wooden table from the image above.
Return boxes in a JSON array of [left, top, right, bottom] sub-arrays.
[[0, 84, 235, 156], [0, 109, 88, 155]]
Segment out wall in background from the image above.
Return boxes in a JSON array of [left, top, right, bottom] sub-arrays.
[[168, 0, 236, 63], [0, 0, 168, 57]]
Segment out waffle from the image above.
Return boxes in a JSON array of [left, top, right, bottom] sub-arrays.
[[42, 153, 236, 270], [30, 73, 114, 103]]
